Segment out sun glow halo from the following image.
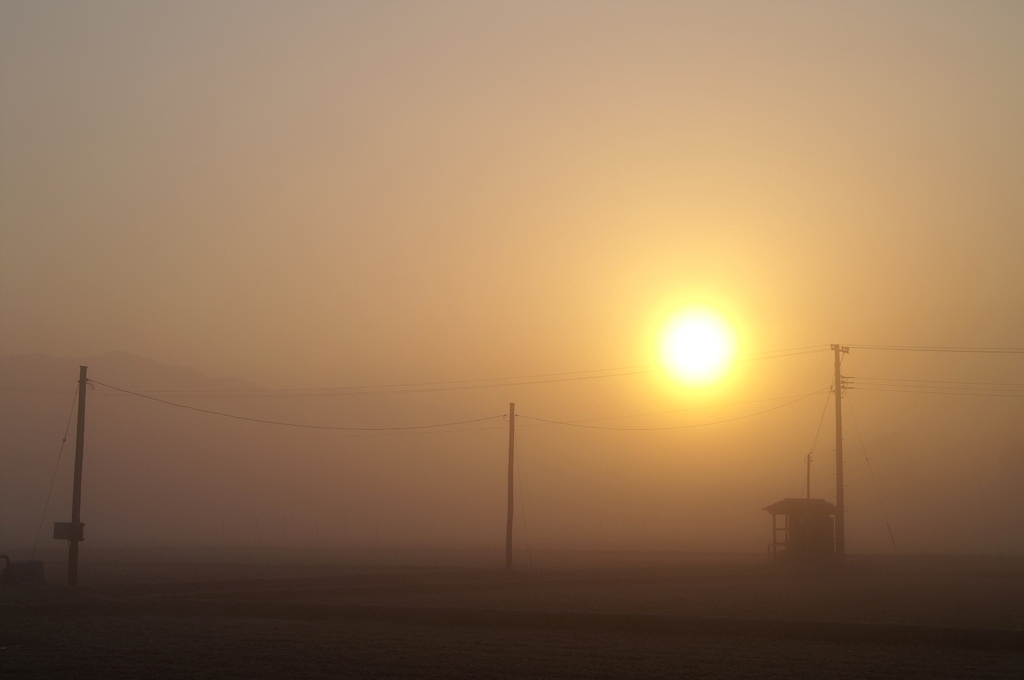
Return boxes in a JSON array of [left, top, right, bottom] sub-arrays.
[[660, 310, 736, 386]]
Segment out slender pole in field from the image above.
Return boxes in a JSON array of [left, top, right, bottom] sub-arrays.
[[505, 403, 515, 571], [69, 365, 88, 587]]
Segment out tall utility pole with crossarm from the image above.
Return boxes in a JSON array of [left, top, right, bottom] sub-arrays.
[[53, 366, 88, 587]]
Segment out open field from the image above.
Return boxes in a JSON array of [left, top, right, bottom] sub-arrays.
[[2, 552, 1024, 678]]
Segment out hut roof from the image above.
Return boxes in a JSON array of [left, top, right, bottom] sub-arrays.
[[763, 498, 837, 516]]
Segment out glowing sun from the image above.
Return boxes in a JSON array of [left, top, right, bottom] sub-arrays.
[[660, 309, 736, 385]]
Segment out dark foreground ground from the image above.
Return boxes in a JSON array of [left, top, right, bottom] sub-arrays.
[[2, 552, 1023, 678]]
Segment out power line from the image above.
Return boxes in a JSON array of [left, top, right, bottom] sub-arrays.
[[88, 379, 505, 431], [0, 387, 77, 394], [552, 390, 841, 425], [745, 344, 831, 355], [88, 368, 654, 398], [849, 345, 1024, 354], [4, 422, 554, 442], [194, 364, 652, 393], [848, 376, 1024, 387], [73, 345, 830, 399], [85, 424, 511, 441], [848, 376, 1024, 396], [517, 388, 828, 431], [737, 346, 831, 361], [850, 382, 1024, 394], [82, 366, 651, 398], [125, 366, 647, 399], [849, 386, 1024, 398]]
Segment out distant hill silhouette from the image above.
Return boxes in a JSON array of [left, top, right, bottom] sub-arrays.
[[0, 351, 253, 393], [0, 351, 506, 555], [0, 352, 258, 551]]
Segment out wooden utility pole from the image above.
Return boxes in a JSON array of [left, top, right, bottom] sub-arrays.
[[505, 402, 515, 571], [69, 365, 88, 587], [831, 345, 848, 559]]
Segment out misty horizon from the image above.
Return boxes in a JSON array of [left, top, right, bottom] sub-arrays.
[[2, 0, 1024, 560], [3, 343, 1023, 557]]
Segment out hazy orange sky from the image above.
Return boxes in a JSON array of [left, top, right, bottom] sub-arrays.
[[4, 0, 1023, 383], [2, 2, 1023, 554]]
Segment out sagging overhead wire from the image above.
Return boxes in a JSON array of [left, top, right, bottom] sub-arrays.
[[79, 345, 830, 399], [558, 390, 840, 425], [88, 423, 511, 441], [0, 387, 77, 394], [88, 379, 505, 431], [517, 387, 829, 431], [848, 376, 1024, 387], [846, 372, 1024, 399], [848, 385, 1024, 398], [81, 366, 651, 398], [75, 391, 838, 442], [119, 367, 655, 398], [841, 348, 1024, 398], [849, 345, 1024, 354], [738, 345, 831, 361]]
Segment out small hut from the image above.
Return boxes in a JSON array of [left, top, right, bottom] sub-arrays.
[[763, 498, 836, 560]]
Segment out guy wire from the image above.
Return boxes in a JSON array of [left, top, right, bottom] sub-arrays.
[[31, 390, 79, 559]]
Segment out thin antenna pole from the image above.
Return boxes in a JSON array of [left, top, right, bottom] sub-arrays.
[[69, 366, 88, 587], [831, 345, 848, 559], [505, 403, 515, 571]]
